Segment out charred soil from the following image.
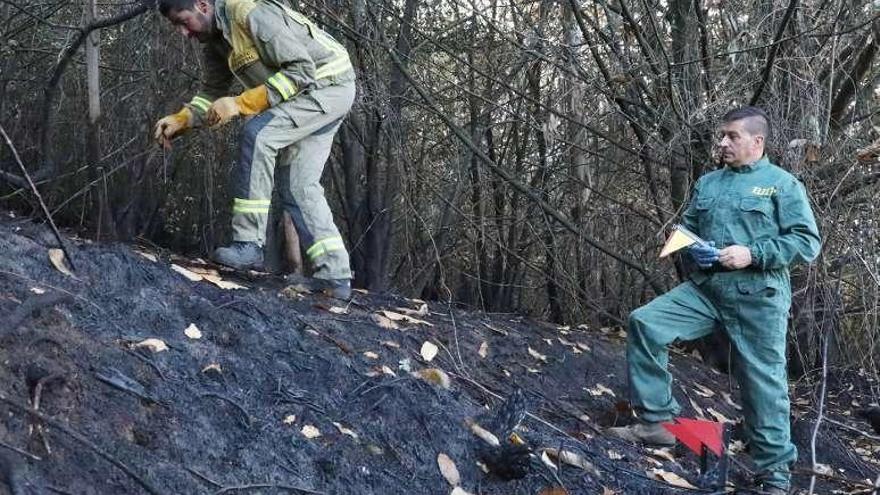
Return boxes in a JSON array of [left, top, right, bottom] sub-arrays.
[[0, 212, 876, 494]]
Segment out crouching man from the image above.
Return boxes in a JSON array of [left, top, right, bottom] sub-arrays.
[[153, 0, 355, 299]]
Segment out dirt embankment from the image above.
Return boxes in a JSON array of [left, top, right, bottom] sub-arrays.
[[0, 212, 875, 494]]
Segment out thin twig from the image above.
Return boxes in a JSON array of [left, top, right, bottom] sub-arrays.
[[201, 393, 252, 428], [0, 440, 41, 461], [749, 0, 800, 105], [186, 467, 223, 488], [0, 392, 162, 494], [0, 124, 76, 271], [213, 483, 324, 494], [807, 322, 830, 495]]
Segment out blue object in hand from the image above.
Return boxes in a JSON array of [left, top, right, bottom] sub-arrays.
[[690, 241, 719, 268]]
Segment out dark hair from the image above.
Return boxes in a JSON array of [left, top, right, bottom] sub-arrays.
[[721, 106, 770, 139], [158, 0, 207, 16]]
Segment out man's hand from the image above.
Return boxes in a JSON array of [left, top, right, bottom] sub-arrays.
[[206, 97, 240, 127], [718, 245, 752, 269], [689, 242, 719, 269], [153, 108, 192, 149]]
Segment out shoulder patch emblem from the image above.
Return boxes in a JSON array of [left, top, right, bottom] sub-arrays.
[[751, 186, 777, 197]]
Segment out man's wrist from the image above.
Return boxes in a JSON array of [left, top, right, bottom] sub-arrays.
[[748, 245, 760, 268]]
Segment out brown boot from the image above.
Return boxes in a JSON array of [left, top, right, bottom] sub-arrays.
[[606, 421, 676, 446]]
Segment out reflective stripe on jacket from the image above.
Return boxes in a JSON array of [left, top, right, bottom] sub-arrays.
[[185, 0, 353, 123]]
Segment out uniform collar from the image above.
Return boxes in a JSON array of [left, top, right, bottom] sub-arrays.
[[728, 155, 768, 173], [213, 0, 232, 43]]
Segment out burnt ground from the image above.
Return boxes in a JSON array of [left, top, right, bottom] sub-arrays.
[[0, 211, 877, 495]]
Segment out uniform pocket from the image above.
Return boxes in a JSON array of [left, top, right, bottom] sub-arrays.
[[695, 197, 715, 210], [739, 196, 774, 232], [735, 277, 789, 347], [736, 279, 777, 298]]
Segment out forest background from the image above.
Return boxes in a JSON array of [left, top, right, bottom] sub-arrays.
[[0, 0, 877, 379]]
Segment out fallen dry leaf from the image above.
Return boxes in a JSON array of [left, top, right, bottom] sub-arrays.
[[413, 368, 451, 389], [729, 439, 746, 454], [283, 415, 296, 425], [170, 263, 202, 282], [333, 422, 359, 440], [363, 351, 380, 360], [509, 432, 525, 446], [201, 273, 247, 290], [301, 425, 321, 439], [48, 249, 73, 277], [648, 468, 697, 489], [281, 284, 310, 299], [586, 383, 615, 397], [134, 338, 168, 353], [693, 383, 716, 398], [722, 391, 743, 410], [537, 488, 568, 495], [328, 306, 349, 315], [706, 407, 731, 423], [528, 347, 548, 362], [395, 303, 429, 317], [29, 287, 46, 294], [540, 450, 557, 470], [466, 419, 500, 447], [201, 363, 222, 374], [450, 487, 474, 495], [372, 313, 400, 330], [482, 322, 508, 336], [478, 341, 488, 358], [134, 250, 158, 262], [421, 341, 439, 362], [544, 448, 599, 475], [184, 323, 202, 339], [183, 265, 219, 277], [381, 340, 400, 349], [365, 365, 397, 377], [437, 453, 461, 486], [814, 463, 833, 476], [647, 447, 676, 462], [689, 398, 706, 418], [380, 310, 433, 326], [601, 487, 617, 495]]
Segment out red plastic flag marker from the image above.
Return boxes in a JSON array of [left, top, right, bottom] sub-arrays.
[[661, 418, 724, 456]]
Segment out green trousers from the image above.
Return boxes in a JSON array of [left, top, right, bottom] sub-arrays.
[[230, 82, 355, 280], [627, 272, 796, 489]]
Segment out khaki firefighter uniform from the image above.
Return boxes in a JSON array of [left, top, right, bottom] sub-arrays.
[[185, 0, 354, 279]]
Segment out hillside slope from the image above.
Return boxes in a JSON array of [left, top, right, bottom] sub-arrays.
[[0, 212, 874, 494]]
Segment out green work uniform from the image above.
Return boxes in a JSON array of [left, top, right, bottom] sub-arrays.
[[184, 0, 354, 280], [627, 156, 820, 489]]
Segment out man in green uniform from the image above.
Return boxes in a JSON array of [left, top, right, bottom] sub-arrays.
[[153, 0, 354, 299], [608, 107, 820, 494]]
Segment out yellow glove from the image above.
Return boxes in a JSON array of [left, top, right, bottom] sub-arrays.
[[206, 86, 271, 127], [153, 108, 192, 149], [205, 97, 240, 128], [237, 85, 270, 115]]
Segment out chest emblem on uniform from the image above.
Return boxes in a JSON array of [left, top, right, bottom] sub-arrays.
[[752, 186, 777, 197]]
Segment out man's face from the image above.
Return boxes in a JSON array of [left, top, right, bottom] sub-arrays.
[[166, 0, 214, 42], [717, 119, 764, 167]]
